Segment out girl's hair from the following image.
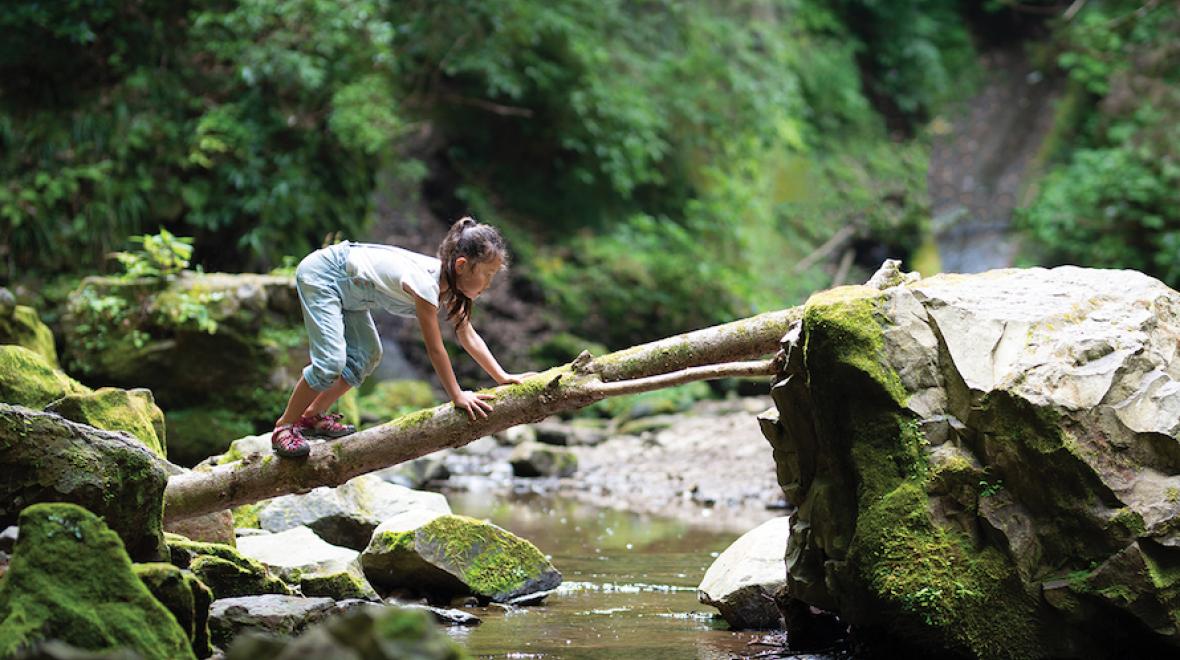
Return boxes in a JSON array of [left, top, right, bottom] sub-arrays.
[[438, 216, 508, 328]]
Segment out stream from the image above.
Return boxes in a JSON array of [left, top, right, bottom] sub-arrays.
[[442, 491, 788, 659]]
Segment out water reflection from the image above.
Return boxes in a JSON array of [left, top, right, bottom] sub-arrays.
[[444, 491, 782, 659]]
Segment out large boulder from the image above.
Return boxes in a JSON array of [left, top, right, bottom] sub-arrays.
[[45, 388, 168, 459], [698, 516, 791, 629], [362, 512, 562, 604], [0, 503, 194, 659], [0, 405, 170, 561], [255, 474, 451, 550], [236, 526, 379, 601], [0, 298, 59, 366], [0, 346, 89, 409], [60, 272, 306, 463], [223, 603, 470, 659], [765, 266, 1180, 658]]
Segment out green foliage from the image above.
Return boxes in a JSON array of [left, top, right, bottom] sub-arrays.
[[830, 0, 976, 121], [111, 229, 194, 280], [1019, 1, 1180, 285], [978, 479, 1004, 498]]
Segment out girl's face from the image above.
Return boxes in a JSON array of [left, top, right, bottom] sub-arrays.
[[454, 255, 503, 299]]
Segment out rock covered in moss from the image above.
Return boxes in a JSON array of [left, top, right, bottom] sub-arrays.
[[132, 562, 213, 658], [0, 346, 89, 409], [361, 512, 561, 604], [0, 302, 59, 367], [767, 267, 1180, 657], [223, 603, 470, 660], [254, 474, 451, 550], [698, 516, 790, 629], [0, 503, 195, 659], [166, 533, 293, 600], [45, 388, 167, 458], [0, 405, 169, 562], [236, 526, 378, 601], [509, 441, 578, 477]]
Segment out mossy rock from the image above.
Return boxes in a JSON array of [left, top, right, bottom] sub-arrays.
[[132, 562, 213, 658], [165, 407, 257, 467], [0, 503, 195, 659], [362, 513, 561, 603], [0, 304, 59, 367], [46, 388, 167, 459], [0, 405, 169, 562], [166, 533, 293, 600], [0, 346, 89, 409]]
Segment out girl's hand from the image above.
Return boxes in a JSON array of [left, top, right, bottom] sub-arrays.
[[497, 372, 538, 385], [453, 390, 495, 421]]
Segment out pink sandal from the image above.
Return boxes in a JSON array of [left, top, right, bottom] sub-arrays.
[[271, 424, 310, 458], [298, 412, 356, 439]]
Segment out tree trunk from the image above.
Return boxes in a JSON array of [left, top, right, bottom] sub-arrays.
[[163, 307, 802, 523]]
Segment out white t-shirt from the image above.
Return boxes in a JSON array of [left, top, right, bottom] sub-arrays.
[[345, 243, 441, 316]]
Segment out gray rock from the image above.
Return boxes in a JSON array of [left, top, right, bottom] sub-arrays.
[[698, 517, 790, 629], [0, 526, 16, 553], [509, 441, 577, 478], [209, 595, 336, 648], [235, 526, 378, 601], [374, 455, 451, 488], [256, 474, 451, 550]]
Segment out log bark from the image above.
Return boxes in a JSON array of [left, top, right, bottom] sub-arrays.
[[163, 307, 802, 523]]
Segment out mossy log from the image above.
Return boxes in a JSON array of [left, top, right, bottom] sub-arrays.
[[163, 307, 800, 523]]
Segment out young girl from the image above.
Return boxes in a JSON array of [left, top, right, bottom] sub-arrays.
[[271, 217, 530, 458]]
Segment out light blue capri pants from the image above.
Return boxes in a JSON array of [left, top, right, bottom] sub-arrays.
[[294, 242, 382, 392]]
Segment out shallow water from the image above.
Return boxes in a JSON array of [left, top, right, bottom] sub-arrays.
[[444, 491, 785, 659]]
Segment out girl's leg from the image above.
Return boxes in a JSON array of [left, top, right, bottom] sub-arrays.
[[275, 376, 320, 427], [303, 376, 352, 418], [304, 309, 380, 417]]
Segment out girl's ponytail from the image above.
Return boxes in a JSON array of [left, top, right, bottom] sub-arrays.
[[438, 216, 508, 329]]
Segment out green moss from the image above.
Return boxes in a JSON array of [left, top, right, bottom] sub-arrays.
[[231, 503, 261, 529], [300, 570, 376, 600], [1109, 508, 1147, 537], [0, 305, 59, 366], [46, 387, 167, 458], [852, 482, 1038, 657], [803, 286, 908, 408], [1168, 487, 1180, 503], [418, 515, 552, 599], [0, 345, 90, 408], [0, 503, 194, 659], [372, 530, 416, 554]]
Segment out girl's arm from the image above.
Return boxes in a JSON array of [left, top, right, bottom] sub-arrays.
[[456, 320, 519, 384], [413, 294, 493, 420]]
